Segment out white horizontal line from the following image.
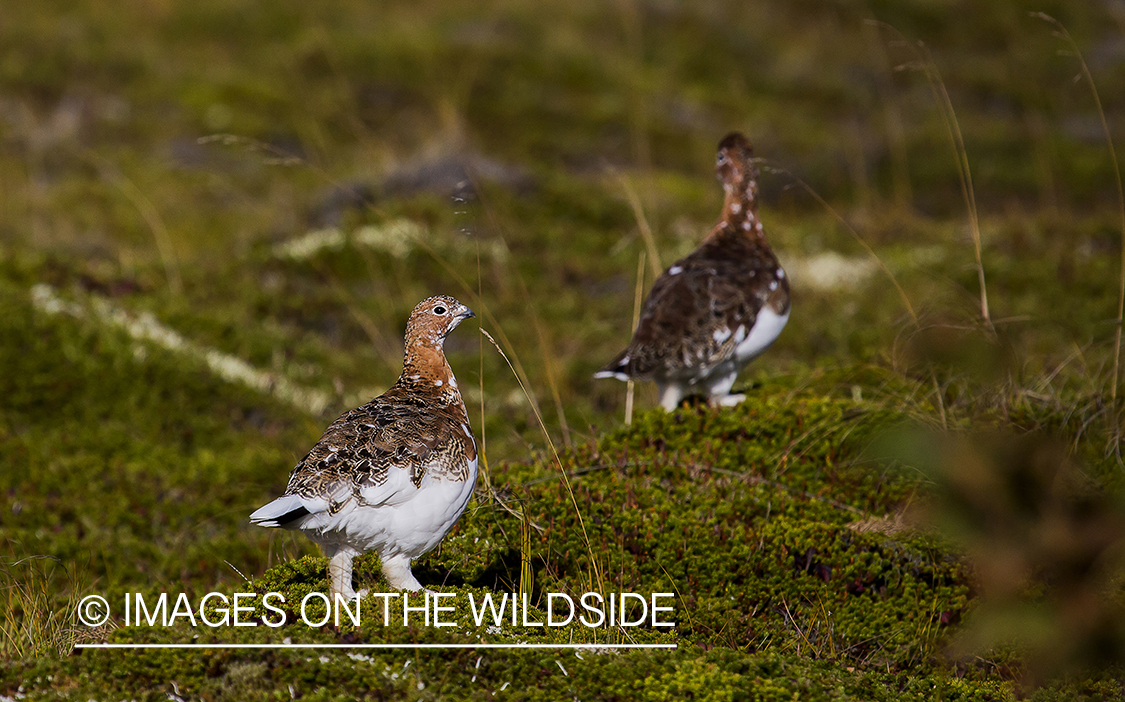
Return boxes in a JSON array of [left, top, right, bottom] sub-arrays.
[[76, 643, 676, 650]]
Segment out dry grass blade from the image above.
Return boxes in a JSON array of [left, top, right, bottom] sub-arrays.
[[625, 250, 647, 425], [1033, 13, 1125, 407], [81, 150, 183, 296], [875, 23, 991, 327], [519, 514, 534, 598], [615, 172, 663, 282], [476, 244, 492, 495], [771, 166, 917, 326], [523, 290, 573, 449], [1, 556, 90, 660], [442, 172, 569, 447], [311, 260, 398, 362], [479, 328, 604, 593], [912, 42, 990, 327], [769, 164, 952, 426]]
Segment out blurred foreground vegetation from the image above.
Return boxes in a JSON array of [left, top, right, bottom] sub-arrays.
[[2, 0, 1125, 698]]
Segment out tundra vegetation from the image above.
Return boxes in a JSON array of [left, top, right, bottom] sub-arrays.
[[2, 0, 1125, 699]]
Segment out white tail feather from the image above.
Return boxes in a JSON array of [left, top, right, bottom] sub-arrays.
[[249, 494, 309, 528]]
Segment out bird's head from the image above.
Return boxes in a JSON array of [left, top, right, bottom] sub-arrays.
[[406, 295, 476, 346], [715, 132, 756, 194]]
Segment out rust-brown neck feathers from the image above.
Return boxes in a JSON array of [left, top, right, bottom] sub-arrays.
[[397, 295, 475, 407], [712, 132, 765, 241]]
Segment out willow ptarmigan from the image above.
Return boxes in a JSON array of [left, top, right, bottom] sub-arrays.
[[596, 132, 790, 411], [250, 296, 478, 598]]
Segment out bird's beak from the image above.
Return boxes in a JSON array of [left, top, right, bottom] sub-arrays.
[[459, 307, 476, 321]]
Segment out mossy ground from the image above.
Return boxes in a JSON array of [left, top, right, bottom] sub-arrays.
[[3, 0, 1125, 699]]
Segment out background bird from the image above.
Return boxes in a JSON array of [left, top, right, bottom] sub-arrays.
[[250, 295, 478, 598], [596, 132, 790, 410]]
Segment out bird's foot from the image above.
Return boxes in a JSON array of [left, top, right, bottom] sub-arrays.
[[381, 555, 425, 592], [715, 393, 746, 407]]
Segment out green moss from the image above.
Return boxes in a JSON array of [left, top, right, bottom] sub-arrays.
[[4, 0, 1125, 697]]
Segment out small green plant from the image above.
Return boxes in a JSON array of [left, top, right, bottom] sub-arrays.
[[0, 554, 96, 659]]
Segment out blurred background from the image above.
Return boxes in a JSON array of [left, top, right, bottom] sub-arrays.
[[3, 0, 1124, 421], [2, 0, 1125, 691]]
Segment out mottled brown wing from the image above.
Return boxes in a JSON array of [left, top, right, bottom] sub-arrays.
[[601, 231, 785, 379], [283, 392, 462, 499]]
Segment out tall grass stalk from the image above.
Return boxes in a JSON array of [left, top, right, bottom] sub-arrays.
[[1033, 13, 1125, 406], [480, 329, 604, 594], [518, 283, 573, 448], [768, 166, 956, 426], [771, 167, 916, 325], [470, 246, 543, 574], [468, 180, 574, 447], [915, 43, 989, 327], [616, 173, 663, 282], [399, 228, 552, 434], [878, 26, 991, 327], [476, 245, 493, 495], [519, 513, 534, 598], [84, 151, 183, 296], [625, 251, 646, 425]]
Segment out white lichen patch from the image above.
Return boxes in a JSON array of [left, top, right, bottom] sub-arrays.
[[274, 227, 346, 259], [352, 219, 421, 259], [31, 284, 332, 416], [274, 218, 509, 263], [777, 251, 877, 292]]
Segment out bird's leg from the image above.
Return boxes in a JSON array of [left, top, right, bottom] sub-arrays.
[[708, 371, 744, 407], [381, 554, 424, 591], [657, 382, 687, 412], [328, 548, 358, 600]]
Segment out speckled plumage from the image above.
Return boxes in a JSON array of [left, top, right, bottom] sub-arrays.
[[596, 133, 790, 410], [251, 296, 477, 597]]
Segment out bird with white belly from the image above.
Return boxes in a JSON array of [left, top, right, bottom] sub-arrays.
[[596, 132, 791, 410], [251, 295, 478, 598]]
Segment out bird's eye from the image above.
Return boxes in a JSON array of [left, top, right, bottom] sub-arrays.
[[716, 153, 728, 166], [433, 306, 447, 315]]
